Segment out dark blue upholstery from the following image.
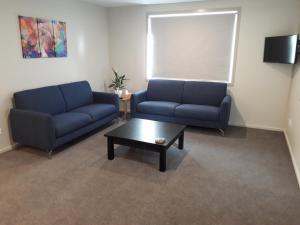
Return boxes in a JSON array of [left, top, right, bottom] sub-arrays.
[[9, 109, 55, 150], [137, 101, 180, 116], [10, 81, 119, 154], [130, 90, 147, 114], [147, 80, 185, 103], [131, 80, 231, 130], [73, 104, 117, 121], [133, 112, 223, 129], [93, 92, 119, 107], [53, 112, 92, 137], [220, 96, 232, 128], [14, 86, 66, 115], [182, 81, 227, 106], [59, 81, 93, 111], [54, 112, 118, 148], [175, 104, 219, 121]]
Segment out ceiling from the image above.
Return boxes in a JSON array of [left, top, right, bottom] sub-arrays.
[[83, 0, 205, 7]]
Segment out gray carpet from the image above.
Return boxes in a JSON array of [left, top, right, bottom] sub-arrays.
[[0, 122, 299, 225]]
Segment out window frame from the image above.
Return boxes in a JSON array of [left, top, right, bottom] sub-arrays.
[[146, 8, 241, 85]]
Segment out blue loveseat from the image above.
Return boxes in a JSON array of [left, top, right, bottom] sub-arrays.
[[131, 79, 231, 132], [10, 81, 119, 157]]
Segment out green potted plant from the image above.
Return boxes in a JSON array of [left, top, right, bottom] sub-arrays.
[[109, 68, 128, 97]]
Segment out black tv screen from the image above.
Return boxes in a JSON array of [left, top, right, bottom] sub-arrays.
[[263, 34, 298, 64]]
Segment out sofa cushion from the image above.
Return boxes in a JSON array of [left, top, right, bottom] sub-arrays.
[[175, 104, 220, 121], [59, 81, 93, 111], [182, 81, 227, 106], [137, 101, 180, 116], [147, 79, 185, 103], [53, 112, 92, 137], [14, 86, 66, 115], [72, 104, 117, 121]]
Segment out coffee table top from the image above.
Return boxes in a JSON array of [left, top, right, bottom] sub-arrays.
[[104, 119, 186, 147]]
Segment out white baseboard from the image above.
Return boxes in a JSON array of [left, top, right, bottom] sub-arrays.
[[284, 130, 300, 189], [0, 144, 18, 154], [229, 122, 283, 132]]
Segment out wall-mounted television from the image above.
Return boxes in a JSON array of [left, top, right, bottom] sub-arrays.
[[263, 34, 299, 64]]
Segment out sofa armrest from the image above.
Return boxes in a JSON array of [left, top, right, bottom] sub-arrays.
[[9, 109, 55, 151], [130, 89, 147, 114], [93, 92, 119, 111], [219, 95, 232, 129]]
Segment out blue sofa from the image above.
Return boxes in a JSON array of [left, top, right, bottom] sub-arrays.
[[10, 81, 119, 157], [131, 79, 231, 132]]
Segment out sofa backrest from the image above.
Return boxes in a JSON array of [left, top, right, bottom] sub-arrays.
[[147, 79, 185, 103], [14, 86, 66, 115], [182, 81, 227, 106], [59, 81, 93, 111]]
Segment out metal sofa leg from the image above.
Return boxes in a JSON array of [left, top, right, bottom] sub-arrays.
[[47, 149, 53, 159], [218, 129, 225, 136]]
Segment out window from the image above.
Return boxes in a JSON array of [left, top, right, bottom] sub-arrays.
[[146, 10, 239, 83]]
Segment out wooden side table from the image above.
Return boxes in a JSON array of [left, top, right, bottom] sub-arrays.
[[120, 93, 131, 120]]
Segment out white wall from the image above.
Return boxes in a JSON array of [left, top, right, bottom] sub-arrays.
[[286, 64, 300, 186], [285, 19, 300, 186], [0, 0, 110, 152], [107, 0, 299, 130]]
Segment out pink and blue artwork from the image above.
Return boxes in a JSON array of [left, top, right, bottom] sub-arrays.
[[18, 16, 68, 58], [37, 18, 55, 58], [53, 21, 68, 57], [19, 16, 41, 58]]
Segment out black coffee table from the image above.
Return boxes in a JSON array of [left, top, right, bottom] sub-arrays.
[[104, 118, 186, 172]]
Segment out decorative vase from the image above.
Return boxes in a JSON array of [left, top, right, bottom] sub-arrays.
[[114, 88, 123, 97]]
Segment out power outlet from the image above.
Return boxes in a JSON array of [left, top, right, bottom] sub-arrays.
[[0, 128, 2, 135], [288, 119, 293, 128]]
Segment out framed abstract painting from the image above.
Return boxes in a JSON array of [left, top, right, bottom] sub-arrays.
[[19, 16, 41, 58], [18, 16, 68, 59], [37, 19, 55, 58], [53, 21, 68, 57]]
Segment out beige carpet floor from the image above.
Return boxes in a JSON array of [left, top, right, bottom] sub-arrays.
[[0, 121, 299, 225]]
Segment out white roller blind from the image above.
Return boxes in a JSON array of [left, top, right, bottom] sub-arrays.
[[147, 11, 238, 83]]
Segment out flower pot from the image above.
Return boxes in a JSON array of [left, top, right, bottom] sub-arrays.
[[114, 89, 123, 97]]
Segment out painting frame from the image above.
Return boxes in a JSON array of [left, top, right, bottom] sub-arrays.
[[18, 16, 41, 58], [18, 15, 68, 59], [53, 21, 68, 57], [37, 18, 56, 58]]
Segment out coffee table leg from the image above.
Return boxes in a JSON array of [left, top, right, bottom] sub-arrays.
[[107, 137, 114, 160], [159, 150, 166, 172], [178, 131, 184, 150]]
